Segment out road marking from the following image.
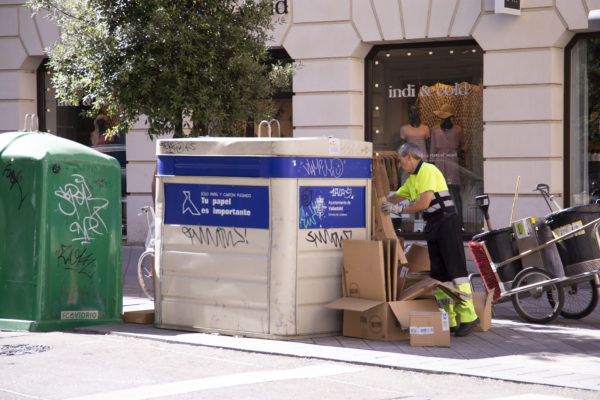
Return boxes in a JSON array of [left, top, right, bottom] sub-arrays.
[[491, 395, 578, 400], [0, 387, 48, 399], [63, 363, 362, 400]]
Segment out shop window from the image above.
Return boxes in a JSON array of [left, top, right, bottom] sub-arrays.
[[366, 42, 484, 234], [566, 35, 600, 205]]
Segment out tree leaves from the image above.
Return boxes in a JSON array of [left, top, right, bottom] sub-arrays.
[[28, 0, 288, 138]]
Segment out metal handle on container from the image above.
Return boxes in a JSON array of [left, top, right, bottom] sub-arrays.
[[258, 119, 281, 138], [258, 120, 271, 137], [270, 119, 280, 137], [21, 114, 39, 132]]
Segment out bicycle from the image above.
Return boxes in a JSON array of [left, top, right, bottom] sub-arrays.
[[137, 206, 156, 301]]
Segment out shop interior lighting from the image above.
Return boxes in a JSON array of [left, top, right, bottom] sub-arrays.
[[386, 53, 390, 57], [449, 50, 454, 54], [428, 51, 433, 55], [375, 129, 380, 134], [407, 52, 412, 56], [375, 106, 379, 111], [472, 49, 477, 53], [374, 83, 379, 88], [375, 60, 379, 65]]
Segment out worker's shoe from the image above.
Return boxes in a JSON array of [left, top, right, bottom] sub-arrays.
[[433, 287, 457, 330], [454, 317, 479, 337], [453, 278, 479, 337]]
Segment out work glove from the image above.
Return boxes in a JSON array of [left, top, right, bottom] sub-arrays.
[[381, 201, 404, 215]]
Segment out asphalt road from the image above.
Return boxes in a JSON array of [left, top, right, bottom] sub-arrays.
[[1, 329, 598, 400]]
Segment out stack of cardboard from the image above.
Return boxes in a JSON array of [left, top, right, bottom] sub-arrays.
[[326, 239, 494, 345]]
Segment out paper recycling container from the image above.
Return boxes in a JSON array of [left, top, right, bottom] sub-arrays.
[[154, 137, 372, 338], [472, 227, 522, 282], [545, 204, 600, 275], [0, 130, 123, 331]]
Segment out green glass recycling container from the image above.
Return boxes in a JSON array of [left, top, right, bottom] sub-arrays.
[[0, 131, 122, 331]]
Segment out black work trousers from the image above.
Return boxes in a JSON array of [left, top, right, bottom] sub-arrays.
[[423, 212, 468, 282]]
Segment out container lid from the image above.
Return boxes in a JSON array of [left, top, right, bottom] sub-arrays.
[[0, 131, 117, 164], [472, 226, 513, 242], [545, 203, 600, 222], [156, 137, 373, 158]]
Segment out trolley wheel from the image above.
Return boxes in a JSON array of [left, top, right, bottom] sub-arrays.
[[558, 276, 599, 319], [137, 250, 155, 301], [510, 267, 564, 324]]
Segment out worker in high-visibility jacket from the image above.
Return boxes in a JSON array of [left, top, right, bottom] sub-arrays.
[[382, 142, 479, 336]]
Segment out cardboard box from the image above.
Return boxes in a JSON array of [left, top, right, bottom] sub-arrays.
[[122, 309, 154, 324], [342, 240, 386, 301], [326, 297, 439, 341], [473, 290, 494, 332], [409, 311, 450, 347], [404, 243, 430, 272]]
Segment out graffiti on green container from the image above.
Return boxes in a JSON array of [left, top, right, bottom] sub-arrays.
[[56, 244, 96, 279], [54, 174, 109, 244], [2, 162, 29, 210]]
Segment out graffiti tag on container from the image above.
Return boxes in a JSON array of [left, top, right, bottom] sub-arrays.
[[160, 141, 197, 154], [305, 229, 352, 248], [299, 204, 318, 229], [56, 244, 97, 279], [2, 162, 29, 210], [54, 174, 109, 244], [181, 225, 248, 248], [299, 158, 345, 178]]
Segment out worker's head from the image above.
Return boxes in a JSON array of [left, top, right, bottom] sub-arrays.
[[397, 142, 423, 174]]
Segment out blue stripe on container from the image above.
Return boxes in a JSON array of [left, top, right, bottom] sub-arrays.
[[158, 155, 371, 179]]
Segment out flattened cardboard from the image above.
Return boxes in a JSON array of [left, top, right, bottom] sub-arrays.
[[384, 239, 391, 301], [396, 265, 409, 300], [390, 240, 398, 300], [409, 311, 450, 347], [473, 290, 494, 332], [404, 244, 430, 272], [343, 240, 386, 301], [399, 277, 466, 303], [325, 296, 383, 313], [122, 310, 154, 324]]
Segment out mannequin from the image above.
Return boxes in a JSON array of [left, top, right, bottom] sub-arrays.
[[400, 105, 430, 158], [430, 104, 466, 226]]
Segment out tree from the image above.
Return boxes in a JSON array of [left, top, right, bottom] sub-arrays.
[[28, 0, 291, 138]]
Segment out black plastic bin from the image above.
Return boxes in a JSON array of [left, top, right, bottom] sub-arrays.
[[472, 227, 523, 282], [545, 203, 600, 275]]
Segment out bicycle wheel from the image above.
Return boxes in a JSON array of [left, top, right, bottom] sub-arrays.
[[559, 277, 599, 319], [511, 267, 563, 324], [137, 250, 155, 301]]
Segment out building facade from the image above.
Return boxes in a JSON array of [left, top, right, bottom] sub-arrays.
[[2, 0, 600, 242]]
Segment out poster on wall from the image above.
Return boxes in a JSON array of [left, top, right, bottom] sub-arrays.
[[164, 183, 269, 229], [299, 186, 366, 229]]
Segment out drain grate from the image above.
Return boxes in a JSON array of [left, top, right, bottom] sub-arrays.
[[0, 344, 50, 356]]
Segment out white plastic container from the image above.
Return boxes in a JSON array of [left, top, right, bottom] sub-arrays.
[[154, 137, 372, 338]]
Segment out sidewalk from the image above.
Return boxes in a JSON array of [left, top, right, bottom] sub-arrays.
[[97, 246, 600, 391]]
